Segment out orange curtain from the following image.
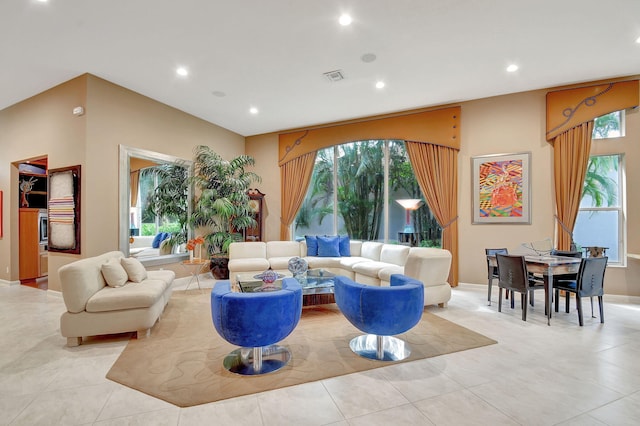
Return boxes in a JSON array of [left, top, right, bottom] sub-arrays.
[[553, 122, 593, 250], [406, 142, 459, 287], [279, 151, 317, 240], [130, 170, 139, 208]]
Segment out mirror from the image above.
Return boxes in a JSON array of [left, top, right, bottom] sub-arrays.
[[119, 145, 192, 265]]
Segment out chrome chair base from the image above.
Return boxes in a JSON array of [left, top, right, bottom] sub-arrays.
[[349, 334, 411, 361], [223, 345, 291, 375]]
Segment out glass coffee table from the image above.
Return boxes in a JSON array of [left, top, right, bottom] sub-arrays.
[[236, 269, 336, 306]]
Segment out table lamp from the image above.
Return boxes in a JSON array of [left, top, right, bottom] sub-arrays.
[[395, 199, 423, 233]]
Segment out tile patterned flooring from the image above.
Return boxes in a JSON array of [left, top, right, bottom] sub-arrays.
[[1, 277, 640, 425]]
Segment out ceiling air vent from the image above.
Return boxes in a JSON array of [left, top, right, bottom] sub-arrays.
[[323, 70, 345, 82]]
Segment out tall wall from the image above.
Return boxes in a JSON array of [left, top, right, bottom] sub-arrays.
[[247, 80, 640, 296], [1, 74, 245, 291]]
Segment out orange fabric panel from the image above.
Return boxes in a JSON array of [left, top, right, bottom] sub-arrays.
[[278, 106, 460, 165], [546, 80, 638, 141]]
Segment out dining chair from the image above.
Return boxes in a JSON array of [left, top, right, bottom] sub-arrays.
[[553, 257, 608, 326], [496, 254, 545, 321], [485, 248, 508, 306], [550, 249, 583, 313]]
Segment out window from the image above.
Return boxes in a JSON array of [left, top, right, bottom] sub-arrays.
[[593, 110, 625, 139], [135, 164, 187, 237], [294, 140, 441, 246], [573, 154, 625, 264]]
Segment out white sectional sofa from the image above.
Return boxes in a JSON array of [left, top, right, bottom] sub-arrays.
[[228, 240, 452, 307], [58, 251, 175, 346]]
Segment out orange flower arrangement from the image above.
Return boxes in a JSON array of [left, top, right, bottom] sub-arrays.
[[186, 236, 205, 259]]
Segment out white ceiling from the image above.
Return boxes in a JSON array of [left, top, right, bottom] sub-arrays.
[[2, 0, 640, 137]]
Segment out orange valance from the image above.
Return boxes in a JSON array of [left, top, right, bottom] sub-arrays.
[[278, 106, 460, 165], [546, 80, 638, 141]]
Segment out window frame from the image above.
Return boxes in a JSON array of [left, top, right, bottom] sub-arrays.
[[574, 153, 626, 266]]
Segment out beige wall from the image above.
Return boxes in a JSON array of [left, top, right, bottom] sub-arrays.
[[1, 74, 245, 290], [247, 82, 640, 296]]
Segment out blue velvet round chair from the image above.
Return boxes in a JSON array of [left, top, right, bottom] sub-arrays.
[[211, 278, 302, 375], [334, 274, 424, 361]]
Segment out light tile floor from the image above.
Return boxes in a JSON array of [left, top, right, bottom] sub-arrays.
[[2, 277, 640, 426]]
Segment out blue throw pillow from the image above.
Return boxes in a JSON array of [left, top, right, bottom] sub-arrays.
[[317, 235, 340, 257], [151, 233, 164, 249], [305, 235, 318, 256], [339, 235, 351, 256]]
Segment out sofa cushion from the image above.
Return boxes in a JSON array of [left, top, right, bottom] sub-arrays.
[[379, 244, 410, 266], [317, 235, 340, 257], [305, 256, 342, 269], [229, 241, 266, 259], [339, 256, 370, 270], [378, 265, 405, 283], [305, 235, 318, 256], [228, 258, 271, 274], [339, 235, 351, 256], [151, 232, 168, 249], [101, 259, 128, 288], [147, 269, 176, 287], [85, 279, 167, 313], [352, 260, 395, 278], [121, 257, 148, 283], [267, 241, 302, 259], [360, 241, 384, 261]]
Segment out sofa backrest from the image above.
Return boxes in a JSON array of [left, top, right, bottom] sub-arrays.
[[229, 242, 267, 259], [349, 240, 363, 256], [267, 241, 303, 258], [405, 247, 452, 285], [360, 241, 384, 261], [380, 244, 411, 266], [59, 251, 124, 313]]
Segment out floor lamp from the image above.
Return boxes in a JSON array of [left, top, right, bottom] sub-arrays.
[[395, 199, 423, 233]]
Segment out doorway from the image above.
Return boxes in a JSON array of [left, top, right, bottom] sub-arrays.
[[15, 156, 48, 289]]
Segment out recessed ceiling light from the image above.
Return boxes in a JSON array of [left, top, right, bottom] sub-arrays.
[[636, 36, 640, 44], [375, 81, 385, 89], [361, 53, 377, 63], [249, 107, 259, 115], [339, 14, 352, 26], [506, 64, 519, 73], [176, 67, 188, 77]]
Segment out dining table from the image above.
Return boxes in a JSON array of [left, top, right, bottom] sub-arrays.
[[487, 254, 582, 325]]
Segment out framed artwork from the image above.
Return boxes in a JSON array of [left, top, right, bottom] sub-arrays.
[[48, 165, 81, 254], [472, 152, 531, 224]]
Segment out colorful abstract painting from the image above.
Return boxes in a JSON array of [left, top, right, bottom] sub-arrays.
[[472, 152, 530, 224]]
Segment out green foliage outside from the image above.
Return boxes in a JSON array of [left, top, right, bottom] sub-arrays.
[[140, 163, 189, 247], [593, 111, 621, 139], [297, 140, 441, 244]]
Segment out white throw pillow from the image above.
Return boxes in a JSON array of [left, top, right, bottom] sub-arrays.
[[101, 259, 129, 288], [121, 257, 148, 283]]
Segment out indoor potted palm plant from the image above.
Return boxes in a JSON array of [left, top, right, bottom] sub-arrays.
[[189, 145, 261, 278]]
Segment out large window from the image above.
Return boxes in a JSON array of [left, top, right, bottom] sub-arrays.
[[593, 110, 625, 139], [573, 154, 625, 264], [134, 164, 187, 238], [294, 140, 441, 246]]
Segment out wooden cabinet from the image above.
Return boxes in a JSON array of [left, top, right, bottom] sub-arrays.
[[244, 189, 265, 242], [19, 208, 47, 280]]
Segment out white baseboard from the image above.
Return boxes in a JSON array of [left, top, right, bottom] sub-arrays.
[[0, 279, 21, 286]]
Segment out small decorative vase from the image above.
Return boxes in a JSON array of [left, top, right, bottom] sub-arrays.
[[189, 250, 194, 262], [288, 256, 308, 277], [261, 267, 278, 284]]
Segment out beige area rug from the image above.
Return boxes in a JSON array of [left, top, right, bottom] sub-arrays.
[[106, 291, 496, 407]]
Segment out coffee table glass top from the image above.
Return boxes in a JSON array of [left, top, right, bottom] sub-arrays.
[[236, 269, 336, 294]]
